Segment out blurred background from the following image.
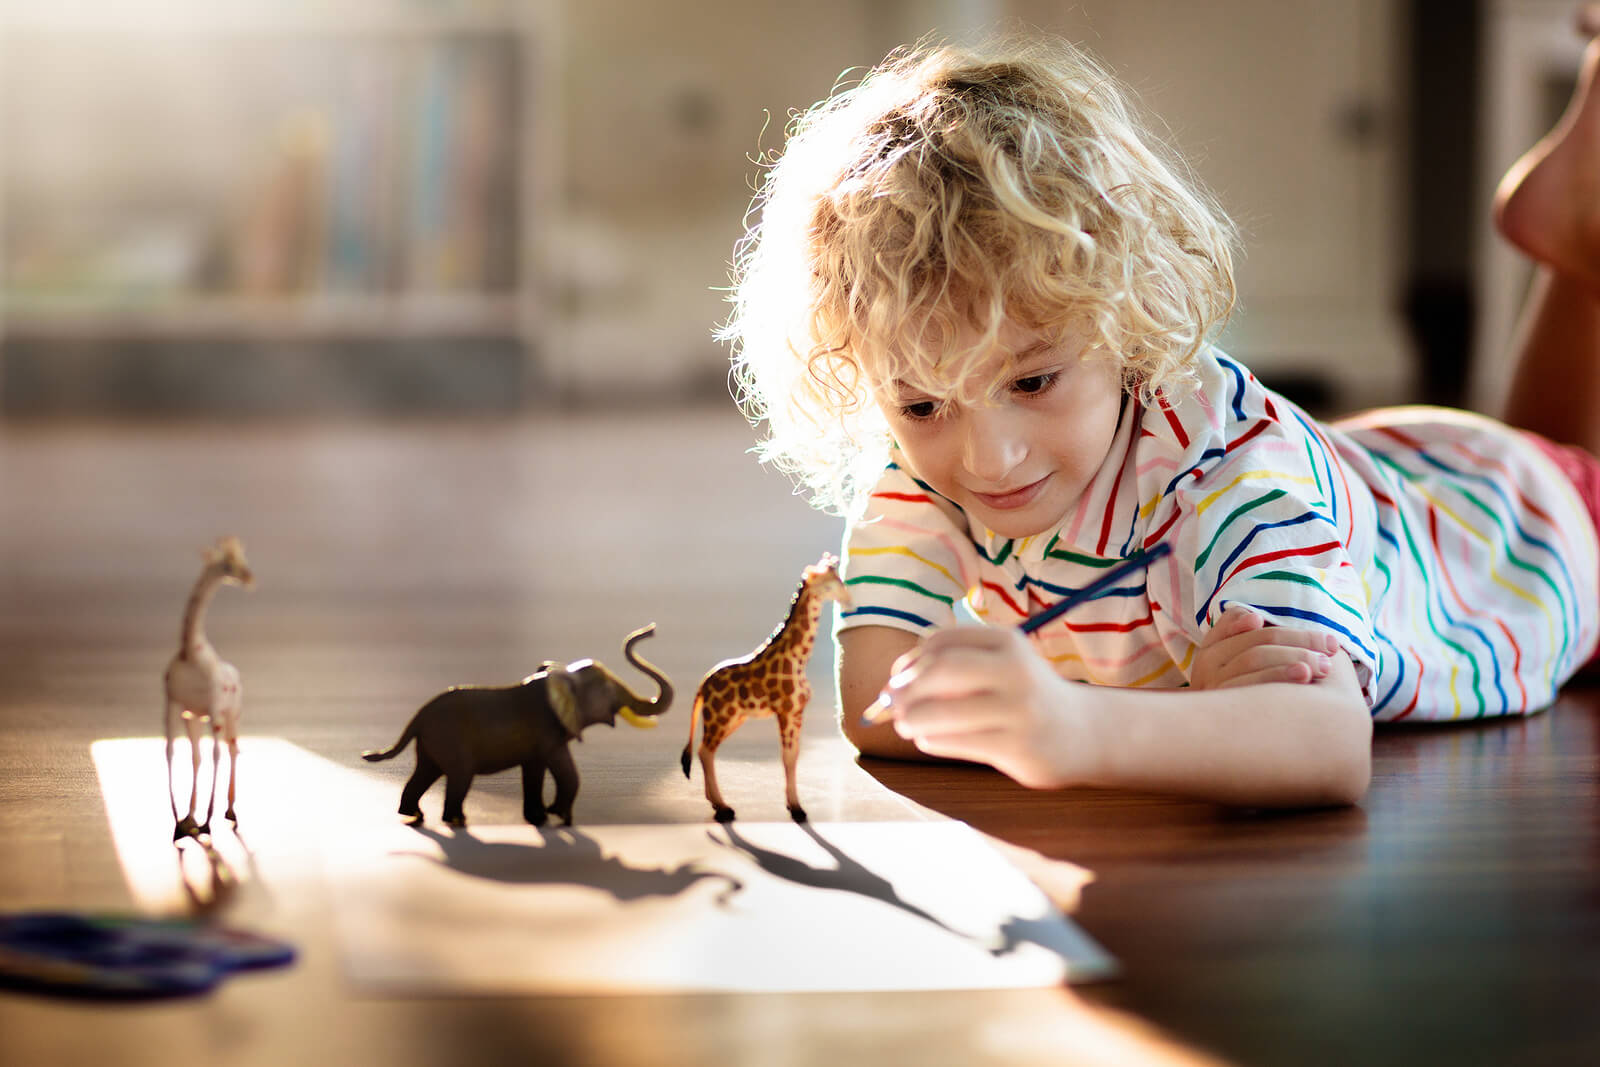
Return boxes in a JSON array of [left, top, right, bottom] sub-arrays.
[[0, 0, 1586, 419]]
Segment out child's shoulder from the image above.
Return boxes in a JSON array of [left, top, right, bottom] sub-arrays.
[[1138, 347, 1305, 448]]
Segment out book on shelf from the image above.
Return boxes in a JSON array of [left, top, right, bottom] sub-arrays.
[[3, 25, 526, 327]]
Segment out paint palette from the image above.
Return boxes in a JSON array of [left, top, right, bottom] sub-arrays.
[[0, 912, 294, 999]]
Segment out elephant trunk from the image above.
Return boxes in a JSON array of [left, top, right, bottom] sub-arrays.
[[617, 624, 674, 720]]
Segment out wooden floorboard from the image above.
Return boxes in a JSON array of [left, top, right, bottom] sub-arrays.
[[1, 414, 1596, 1066]]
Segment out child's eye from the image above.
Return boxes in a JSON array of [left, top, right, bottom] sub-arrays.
[[899, 398, 942, 420], [1011, 371, 1059, 396]]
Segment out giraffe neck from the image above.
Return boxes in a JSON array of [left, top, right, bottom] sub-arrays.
[[760, 580, 825, 669], [179, 566, 224, 661]]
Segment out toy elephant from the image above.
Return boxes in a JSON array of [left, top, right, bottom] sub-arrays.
[[362, 624, 673, 827]]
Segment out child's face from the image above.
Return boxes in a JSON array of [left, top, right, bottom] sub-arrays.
[[872, 317, 1124, 539]]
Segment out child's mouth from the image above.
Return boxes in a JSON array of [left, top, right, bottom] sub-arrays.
[[971, 475, 1050, 511]]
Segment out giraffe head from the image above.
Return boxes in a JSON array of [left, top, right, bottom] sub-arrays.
[[205, 536, 256, 590], [803, 553, 853, 610]]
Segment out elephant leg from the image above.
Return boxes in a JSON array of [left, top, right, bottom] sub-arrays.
[[521, 758, 550, 827], [547, 746, 580, 826], [779, 709, 806, 823], [441, 774, 473, 828], [399, 752, 443, 822], [698, 711, 743, 823]]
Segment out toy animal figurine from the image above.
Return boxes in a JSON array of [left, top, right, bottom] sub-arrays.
[[362, 624, 674, 828], [163, 537, 255, 840], [681, 554, 852, 823]]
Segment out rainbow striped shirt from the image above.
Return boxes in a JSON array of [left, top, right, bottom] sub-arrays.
[[840, 349, 1600, 720]]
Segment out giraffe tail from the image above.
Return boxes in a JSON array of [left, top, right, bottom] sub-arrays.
[[680, 693, 702, 778]]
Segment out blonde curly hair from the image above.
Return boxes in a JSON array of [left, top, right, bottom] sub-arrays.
[[722, 35, 1237, 514]]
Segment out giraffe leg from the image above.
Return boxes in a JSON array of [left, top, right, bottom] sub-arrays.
[[779, 709, 806, 822], [698, 712, 742, 822], [164, 698, 188, 837], [224, 734, 240, 824], [181, 718, 204, 836], [200, 727, 222, 835]]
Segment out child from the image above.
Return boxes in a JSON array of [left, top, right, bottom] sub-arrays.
[[721, 27, 1600, 808]]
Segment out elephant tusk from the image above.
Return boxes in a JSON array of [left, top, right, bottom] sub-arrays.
[[618, 706, 657, 729]]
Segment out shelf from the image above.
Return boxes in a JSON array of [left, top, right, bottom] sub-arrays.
[[0, 3, 532, 37], [0, 293, 524, 341]]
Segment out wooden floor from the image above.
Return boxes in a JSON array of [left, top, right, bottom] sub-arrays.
[[1, 413, 1597, 1066]]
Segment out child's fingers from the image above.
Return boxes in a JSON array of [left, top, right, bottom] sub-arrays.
[[884, 647, 1002, 703], [1213, 647, 1331, 688], [884, 628, 1027, 701], [905, 724, 1012, 764], [890, 691, 1021, 738], [1209, 604, 1265, 639], [1212, 664, 1313, 688], [1207, 625, 1338, 666]]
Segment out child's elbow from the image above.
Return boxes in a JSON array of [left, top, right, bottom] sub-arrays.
[[1316, 705, 1372, 806], [838, 704, 875, 753], [1322, 748, 1371, 807], [837, 704, 930, 762], [1299, 658, 1372, 807]]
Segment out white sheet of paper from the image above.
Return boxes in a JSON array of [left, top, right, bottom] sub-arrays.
[[323, 820, 1116, 994], [91, 737, 1115, 994]]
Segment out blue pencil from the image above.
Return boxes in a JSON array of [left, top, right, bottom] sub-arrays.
[[1017, 542, 1171, 634], [861, 541, 1171, 724]]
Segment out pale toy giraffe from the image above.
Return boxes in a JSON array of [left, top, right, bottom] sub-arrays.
[[681, 554, 852, 823], [163, 537, 255, 840]]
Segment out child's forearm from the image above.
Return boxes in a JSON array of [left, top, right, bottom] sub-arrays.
[[1073, 655, 1371, 807], [838, 624, 1372, 807]]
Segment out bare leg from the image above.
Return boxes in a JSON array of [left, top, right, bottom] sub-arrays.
[[1494, 9, 1600, 452], [1501, 270, 1600, 453]]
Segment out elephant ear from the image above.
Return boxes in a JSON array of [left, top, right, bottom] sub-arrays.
[[546, 667, 584, 740]]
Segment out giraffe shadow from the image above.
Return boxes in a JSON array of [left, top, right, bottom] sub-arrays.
[[397, 824, 744, 907], [174, 822, 269, 918], [710, 822, 1003, 948], [174, 834, 237, 917], [711, 822, 1085, 964]]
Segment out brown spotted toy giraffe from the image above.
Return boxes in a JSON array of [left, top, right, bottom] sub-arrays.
[[681, 554, 852, 823], [163, 537, 254, 839]]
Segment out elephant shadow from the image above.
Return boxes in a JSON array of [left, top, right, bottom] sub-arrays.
[[397, 824, 744, 907]]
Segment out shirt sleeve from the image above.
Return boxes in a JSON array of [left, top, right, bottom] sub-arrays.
[[1156, 463, 1382, 705], [838, 463, 980, 636]]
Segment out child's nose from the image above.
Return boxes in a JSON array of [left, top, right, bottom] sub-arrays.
[[961, 408, 1028, 482]]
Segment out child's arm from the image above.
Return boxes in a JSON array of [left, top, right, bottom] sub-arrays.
[[837, 625, 931, 762], [838, 624, 1371, 807], [1190, 603, 1339, 689]]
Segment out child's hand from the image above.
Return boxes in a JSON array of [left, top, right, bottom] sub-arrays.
[[1191, 604, 1337, 689], [874, 627, 1091, 788]]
